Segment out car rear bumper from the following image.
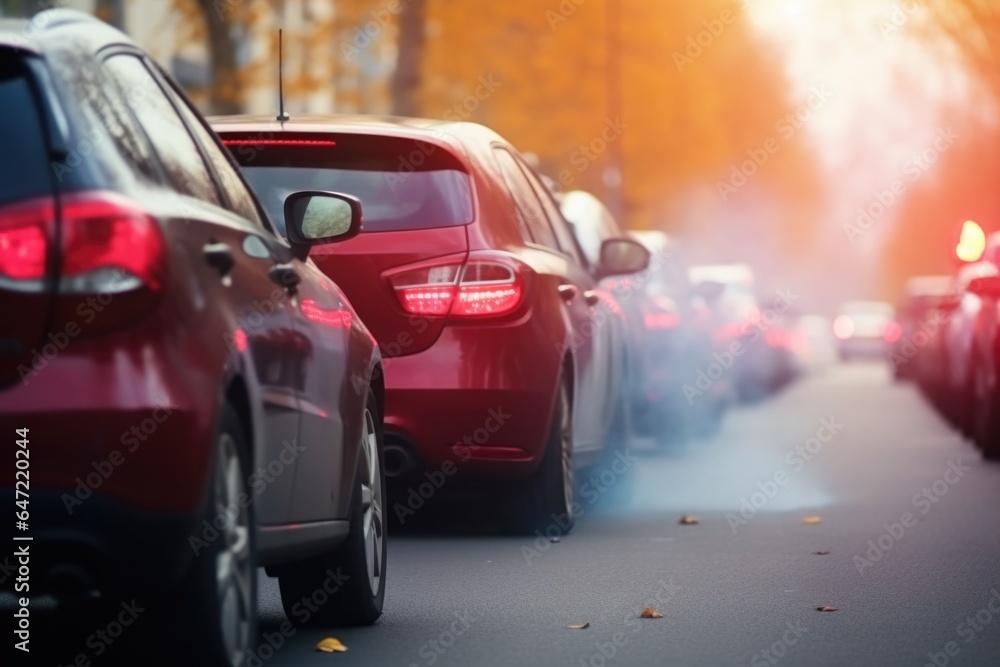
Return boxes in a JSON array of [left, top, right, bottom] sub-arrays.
[[381, 326, 560, 479], [0, 490, 202, 597], [0, 347, 215, 514]]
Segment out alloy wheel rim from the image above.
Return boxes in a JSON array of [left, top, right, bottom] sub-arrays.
[[214, 434, 251, 667], [361, 408, 384, 593]]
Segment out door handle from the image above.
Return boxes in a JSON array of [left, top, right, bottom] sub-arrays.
[[583, 290, 601, 307], [269, 263, 301, 293], [203, 242, 234, 276], [558, 284, 578, 302]]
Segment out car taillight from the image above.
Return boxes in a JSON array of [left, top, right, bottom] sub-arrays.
[[833, 315, 854, 340], [389, 255, 526, 318], [59, 192, 166, 294], [883, 320, 902, 343], [0, 191, 166, 337], [0, 196, 53, 283]]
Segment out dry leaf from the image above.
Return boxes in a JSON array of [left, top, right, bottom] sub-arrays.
[[316, 637, 348, 653], [550, 536, 561, 543], [678, 515, 700, 525], [816, 605, 838, 612], [566, 622, 590, 629], [801, 516, 823, 525], [813, 550, 830, 555], [640, 607, 664, 619]]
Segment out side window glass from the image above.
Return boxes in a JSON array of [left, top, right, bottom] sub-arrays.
[[515, 157, 587, 267], [103, 55, 220, 205], [493, 148, 561, 250], [157, 73, 266, 228]]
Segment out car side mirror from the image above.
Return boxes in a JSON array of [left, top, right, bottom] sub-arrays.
[[691, 280, 725, 302], [968, 275, 1000, 298], [598, 238, 650, 279], [284, 191, 362, 253]]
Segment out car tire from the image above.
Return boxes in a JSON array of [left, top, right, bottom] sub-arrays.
[[507, 379, 574, 535], [971, 348, 1000, 460], [278, 389, 386, 626], [168, 403, 256, 667]]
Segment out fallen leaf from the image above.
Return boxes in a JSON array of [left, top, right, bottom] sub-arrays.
[[550, 536, 561, 543], [816, 605, 838, 612], [566, 622, 590, 629], [316, 638, 348, 653], [801, 516, 823, 525], [640, 607, 664, 619], [678, 515, 700, 525], [813, 550, 830, 555]]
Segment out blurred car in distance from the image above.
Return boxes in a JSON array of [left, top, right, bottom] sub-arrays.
[[833, 301, 896, 361], [791, 315, 837, 371], [891, 275, 952, 380], [688, 263, 791, 401], [214, 115, 650, 534], [0, 13, 387, 664], [626, 230, 728, 442]]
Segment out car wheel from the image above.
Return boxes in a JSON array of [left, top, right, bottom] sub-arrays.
[[169, 403, 256, 667], [972, 349, 1000, 460], [278, 389, 386, 626], [508, 380, 574, 535]]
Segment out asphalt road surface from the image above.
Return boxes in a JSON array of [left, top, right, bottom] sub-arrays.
[[254, 362, 1000, 667]]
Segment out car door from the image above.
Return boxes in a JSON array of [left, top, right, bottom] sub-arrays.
[[159, 75, 359, 524], [492, 147, 612, 459], [102, 52, 303, 525]]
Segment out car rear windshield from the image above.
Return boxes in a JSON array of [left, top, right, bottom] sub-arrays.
[[0, 53, 50, 207], [228, 134, 475, 236]]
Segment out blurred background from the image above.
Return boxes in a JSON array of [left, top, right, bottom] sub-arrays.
[[2, 0, 997, 312]]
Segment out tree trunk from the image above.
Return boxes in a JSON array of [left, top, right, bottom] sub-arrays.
[[196, 0, 242, 114], [391, 0, 427, 117]]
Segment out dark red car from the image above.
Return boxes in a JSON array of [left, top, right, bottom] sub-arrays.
[[213, 116, 650, 533], [1, 13, 385, 665]]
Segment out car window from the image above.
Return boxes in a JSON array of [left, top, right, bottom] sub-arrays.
[[227, 134, 474, 237], [0, 56, 50, 206], [516, 157, 587, 267], [493, 148, 561, 251], [155, 72, 266, 228], [103, 54, 221, 205]]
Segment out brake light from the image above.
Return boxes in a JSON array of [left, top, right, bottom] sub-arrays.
[[222, 139, 337, 147], [0, 192, 166, 338], [0, 197, 52, 281], [389, 255, 526, 318], [883, 320, 902, 342], [644, 312, 680, 329], [833, 315, 854, 339], [60, 193, 166, 293]]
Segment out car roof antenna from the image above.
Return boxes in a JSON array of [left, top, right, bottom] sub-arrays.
[[277, 28, 290, 122]]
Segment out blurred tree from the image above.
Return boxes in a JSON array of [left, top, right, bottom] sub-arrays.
[[418, 0, 821, 243], [391, 0, 426, 115], [193, 0, 241, 113], [924, 0, 1000, 100]]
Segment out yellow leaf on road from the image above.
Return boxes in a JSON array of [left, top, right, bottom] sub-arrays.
[[566, 622, 590, 629], [678, 515, 700, 525], [316, 637, 348, 653], [640, 607, 664, 619], [801, 516, 823, 525]]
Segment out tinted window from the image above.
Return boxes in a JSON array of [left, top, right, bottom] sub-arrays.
[[0, 55, 49, 206], [493, 148, 560, 250], [517, 157, 587, 266], [228, 134, 474, 236], [103, 55, 220, 205], [155, 76, 264, 227]]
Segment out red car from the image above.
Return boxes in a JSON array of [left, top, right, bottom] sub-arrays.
[[213, 116, 650, 533], [1, 14, 385, 665]]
